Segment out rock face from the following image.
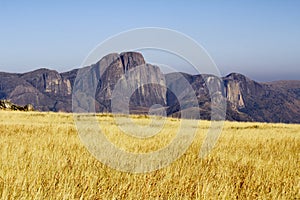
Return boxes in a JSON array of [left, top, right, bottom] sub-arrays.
[[22, 69, 72, 96], [225, 78, 245, 109], [73, 52, 167, 113], [120, 52, 146, 72], [0, 52, 299, 123], [223, 73, 300, 123], [0, 69, 71, 112]]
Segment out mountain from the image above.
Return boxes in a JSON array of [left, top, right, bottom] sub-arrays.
[[0, 52, 299, 123]]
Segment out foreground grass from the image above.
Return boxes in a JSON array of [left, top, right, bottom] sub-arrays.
[[0, 111, 299, 199]]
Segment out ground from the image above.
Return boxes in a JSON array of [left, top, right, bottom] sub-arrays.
[[0, 111, 299, 199]]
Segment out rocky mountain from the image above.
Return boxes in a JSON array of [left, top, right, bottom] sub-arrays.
[[0, 52, 299, 123]]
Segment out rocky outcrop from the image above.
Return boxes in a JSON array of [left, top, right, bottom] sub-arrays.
[[0, 52, 299, 123], [0, 99, 34, 111], [0, 69, 72, 112], [223, 73, 264, 109], [225, 79, 245, 109], [73, 52, 167, 113], [21, 69, 72, 96], [222, 73, 300, 123], [164, 71, 300, 123], [120, 52, 146, 73]]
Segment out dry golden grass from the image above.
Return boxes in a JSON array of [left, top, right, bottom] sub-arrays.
[[0, 110, 299, 199]]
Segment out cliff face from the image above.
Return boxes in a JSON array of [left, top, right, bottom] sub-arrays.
[[222, 73, 300, 123], [72, 52, 167, 113], [21, 69, 72, 96], [0, 69, 72, 112], [165, 72, 300, 123], [0, 52, 299, 123], [225, 80, 245, 109]]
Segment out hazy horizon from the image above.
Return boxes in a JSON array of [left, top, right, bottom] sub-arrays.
[[0, 1, 299, 81]]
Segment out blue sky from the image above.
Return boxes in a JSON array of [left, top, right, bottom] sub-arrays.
[[0, 0, 299, 81]]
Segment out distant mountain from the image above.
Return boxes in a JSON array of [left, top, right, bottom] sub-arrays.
[[0, 52, 299, 123]]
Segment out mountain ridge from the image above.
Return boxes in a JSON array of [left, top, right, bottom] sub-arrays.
[[1, 52, 299, 123]]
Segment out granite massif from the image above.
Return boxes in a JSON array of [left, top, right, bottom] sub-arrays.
[[1, 52, 299, 123]]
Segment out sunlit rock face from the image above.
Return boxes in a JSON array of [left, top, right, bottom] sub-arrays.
[[93, 52, 167, 112], [225, 79, 245, 110], [21, 69, 72, 96]]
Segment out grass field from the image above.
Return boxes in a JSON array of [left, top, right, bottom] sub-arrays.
[[0, 111, 299, 199]]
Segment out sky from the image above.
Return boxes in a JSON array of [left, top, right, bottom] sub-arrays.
[[0, 0, 299, 81]]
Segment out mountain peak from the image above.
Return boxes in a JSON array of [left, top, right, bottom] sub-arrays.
[[225, 72, 246, 80], [120, 52, 146, 72]]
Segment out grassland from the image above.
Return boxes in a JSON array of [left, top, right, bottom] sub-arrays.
[[0, 110, 299, 199]]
